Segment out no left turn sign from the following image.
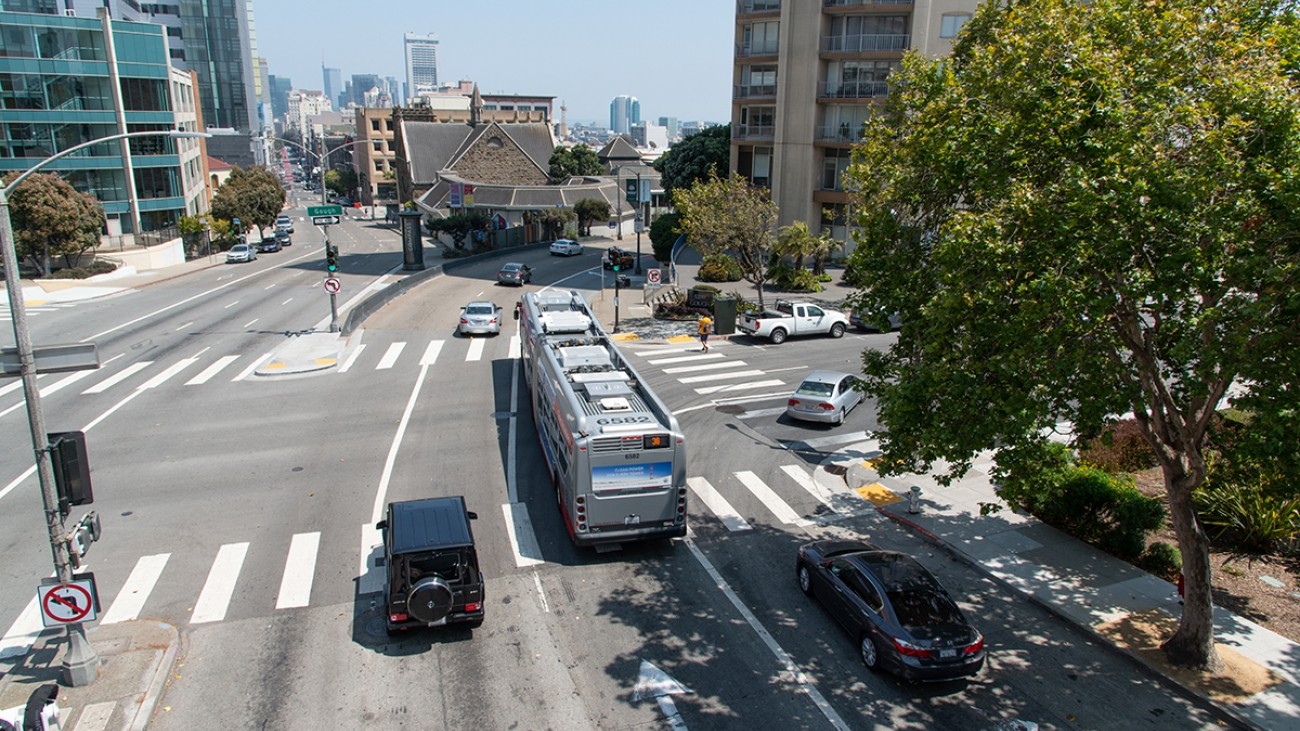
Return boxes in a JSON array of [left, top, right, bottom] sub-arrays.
[[323, 277, 342, 294]]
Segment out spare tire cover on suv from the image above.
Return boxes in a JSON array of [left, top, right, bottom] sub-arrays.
[[407, 577, 454, 623]]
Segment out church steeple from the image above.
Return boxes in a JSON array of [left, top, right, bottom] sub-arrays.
[[470, 83, 484, 126]]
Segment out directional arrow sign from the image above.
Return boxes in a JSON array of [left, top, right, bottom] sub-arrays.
[[312, 216, 340, 226], [633, 660, 692, 731]]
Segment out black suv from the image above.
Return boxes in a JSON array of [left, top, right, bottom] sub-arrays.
[[377, 496, 485, 634]]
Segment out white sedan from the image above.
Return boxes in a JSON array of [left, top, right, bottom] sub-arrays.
[[786, 370, 864, 425], [549, 239, 583, 256], [458, 301, 502, 336]]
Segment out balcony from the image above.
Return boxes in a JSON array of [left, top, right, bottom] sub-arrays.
[[818, 81, 890, 99], [737, 43, 780, 58], [738, 0, 781, 14], [734, 124, 776, 140], [816, 124, 863, 143], [821, 33, 910, 53], [824, 0, 912, 7], [734, 83, 777, 99]]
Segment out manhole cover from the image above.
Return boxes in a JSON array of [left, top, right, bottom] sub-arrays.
[[824, 464, 848, 477], [716, 404, 745, 415]]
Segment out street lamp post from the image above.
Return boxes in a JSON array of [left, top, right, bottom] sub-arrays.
[[0, 129, 209, 687]]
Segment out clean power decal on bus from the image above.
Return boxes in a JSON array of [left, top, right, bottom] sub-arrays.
[[591, 463, 673, 491]]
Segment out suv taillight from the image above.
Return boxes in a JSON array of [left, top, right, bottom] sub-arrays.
[[389, 612, 409, 623]]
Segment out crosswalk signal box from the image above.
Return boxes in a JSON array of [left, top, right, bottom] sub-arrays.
[[49, 431, 92, 518]]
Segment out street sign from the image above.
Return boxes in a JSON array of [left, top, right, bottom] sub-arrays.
[[0, 343, 99, 376], [608, 220, 617, 229], [37, 575, 100, 627], [646, 268, 662, 284], [323, 277, 341, 294], [307, 204, 343, 217], [312, 215, 340, 226]]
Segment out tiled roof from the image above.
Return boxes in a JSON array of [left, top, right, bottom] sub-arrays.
[[401, 121, 475, 183], [597, 135, 641, 162]]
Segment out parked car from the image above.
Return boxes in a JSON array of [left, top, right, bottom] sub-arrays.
[[458, 301, 502, 336], [796, 539, 986, 681], [849, 309, 902, 332], [275, 214, 295, 234], [736, 300, 849, 344], [258, 238, 281, 253], [377, 496, 485, 635], [496, 262, 532, 286], [337, 196, 353, 207], [786, 371, 864, 425], [225, 243, 257, 263], [550, 239, 583, 256], [275, 231, 292, 247], [601, 246, 635, 270]]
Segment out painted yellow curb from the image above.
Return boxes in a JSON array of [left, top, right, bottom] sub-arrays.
[[666, 335, 695, 343], [314, 357, 337, 366], [263, 361, 286, 370], [611, 333, 640, 341], [861, 457, 882, 471], [24, 300, 49, 306], [855, 482, 903, 506]]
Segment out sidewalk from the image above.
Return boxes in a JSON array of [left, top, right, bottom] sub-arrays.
[[826, 441, 1298, 730], [0, 256, 226, 306]]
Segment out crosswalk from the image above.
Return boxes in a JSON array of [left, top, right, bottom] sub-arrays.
[[634, 344, 790, 398], [0, 335, 523, 405]]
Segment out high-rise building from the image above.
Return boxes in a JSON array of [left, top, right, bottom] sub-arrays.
[[386, 76, 402, 107], [609, 95, 640, 136], [404, 33, 439, 98], [350, 74, 387, 107], [731, 0, 979, 248], [269, 75, 293, 124], [657, 117, 680, 140], [322, 67, 342, 105]]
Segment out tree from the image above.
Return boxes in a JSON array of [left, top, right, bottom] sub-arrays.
[[5, 172, 103, 276], [210, 166, 286, 238], [324, 168, 358, 197], [674, 172, 779, 308], [573, 198, 611, 236], [536, 208, 577, 241], [773, 221, 822, 271], [427, 212, 491, 250], [653, 124, 730, 204], [846, 0, 1300, 672], [548, 145, 603, 182], [649, 211, 681, 263]]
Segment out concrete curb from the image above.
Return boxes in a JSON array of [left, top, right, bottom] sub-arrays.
[[125, 621, 181, 731]]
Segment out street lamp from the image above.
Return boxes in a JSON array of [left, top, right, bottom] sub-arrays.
[[0, 129, 209, 687]]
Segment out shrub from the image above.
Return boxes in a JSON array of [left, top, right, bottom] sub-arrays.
[[652, 289, 710, 320], [47, 260, 117, 279], [767, 262, 823, 292], [1138, 542, 1182, 582], [697, 253, 741, 282], [1078, 419, 1157, 473], [1194, 483, 1300, 554]]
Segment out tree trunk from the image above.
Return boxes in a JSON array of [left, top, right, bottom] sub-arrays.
[[1160, 464, 1224, 672]]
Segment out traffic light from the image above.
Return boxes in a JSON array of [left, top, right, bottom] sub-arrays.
[[49, 431, 92, 519], [326, 244, 338, 272], [67, 511, 101, 568]]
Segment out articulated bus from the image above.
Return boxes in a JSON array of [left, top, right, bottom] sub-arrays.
[[514, 289, 687, 546]]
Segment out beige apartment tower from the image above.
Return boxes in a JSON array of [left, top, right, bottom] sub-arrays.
[[731, 0, 979, 249]]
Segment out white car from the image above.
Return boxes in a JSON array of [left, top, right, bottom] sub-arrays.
[[458, 301, 502, 336], [275, 214, 294, 233], [225, 243, 257, 263], [786, 370, 864, 425], [549, 239, 583, 256]]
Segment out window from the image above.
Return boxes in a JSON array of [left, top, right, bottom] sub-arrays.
[[846, 572, 884, 612], [744, 21, 779, 55], [742, 65, 776, 95], [821, 149, 852, 191], [941, 14, 971, 39], [371, 119, 380, 132]]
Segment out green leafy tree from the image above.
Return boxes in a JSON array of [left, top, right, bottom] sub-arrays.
[[649, 211, 681, 263], [210, 166, 286, 239], [674, 172, 778, 308], [324, 168, 358, 197], [653, 124, 730, 204], [5, 172, 104, 276], [426, 212, 491, 250], [847, 0, 1300, 672], [548, 145, 603, 181], [573, 198, 611, 236]]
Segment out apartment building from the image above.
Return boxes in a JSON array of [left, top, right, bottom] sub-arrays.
[[730, 0, 978, 247]]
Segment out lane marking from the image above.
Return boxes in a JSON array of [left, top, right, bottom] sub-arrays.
[[737, 406, 787, 420], [100, 553, 170, 625], [694, 379, 785, 395], [186, 355, 240, 385], [0, 374, 43, 399], [735, 471, 812, 527], [686, 477, 751, 532], [673, 390, 791, 416], [678, 369, 765, 384], [232, 351, 272, 381], [786, 431, 871, 451], [647, 352, 726, 365], [174, 321, 193, 331], [419, 340, 443, 366], [532, 571, 550, 612], [503, 503, 545, 567], [242, 318, 258, 328], [339, 344, 366, 373], [191, 542, 249, 624], [508, 335, 521, 360], [663, 361, 747, 374], [82, 361, 153, 394], [224, 301, 239, 309], [465, 337, 486, 362], [369, 351, 432, 523], [0, 596, 43, 659], [375, 342, 405, 370], [275, 532, 321, 609], [140, 357, 198, 389], [357, 523, 384, 595]]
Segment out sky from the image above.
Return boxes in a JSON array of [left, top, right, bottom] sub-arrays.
[[254, 0, 736, 126]]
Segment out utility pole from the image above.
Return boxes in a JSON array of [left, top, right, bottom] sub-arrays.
[[634, 170, 643, 274]]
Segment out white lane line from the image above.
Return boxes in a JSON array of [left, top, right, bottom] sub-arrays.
[[175, 321, 193, 331], [686, 477, 751, 532], [74, 701, 117, 731], [275, 532, 321, 610], [369, 351, 432, 523], [224, 301, 238, 309], [191, 542, 249, 624], [339, 344, 366, 373], [232, 351, 272, 381], [695, 379, 785, 396], [100, 553, 170, 625], [503, 503, 545, 567], [264, 283, 277, 290], [788, 430, 871, 451], [465, 338, 486, 362], [663, 361, 747, 374], [648, 352, 725, 365], [186, 355, 240, 385], [684, 535, 851, 731], [673, 390, 791, 416], [531, 572, 550, 613], [243, 318, 258, 328], [737, 406, 787, 420], [37, 369, 96, 397], [82, 361, 153, 394], [419, 340, 443, 366], [780, 464, 851, 513], [0, 596, 43, 659], [357, 523, 384, 595], [139, 357, 198, 389], [678, 369, 765, 384], [735, 471, 812, 527], [635, 346, 706, 357], [375, 342, 405, 370], [508, 335, 521, 360], [0, 375, 43, 398], [281, 298, 293, 306]]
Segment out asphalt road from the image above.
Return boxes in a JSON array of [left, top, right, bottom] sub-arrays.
[[0, 225, 1221, 730]]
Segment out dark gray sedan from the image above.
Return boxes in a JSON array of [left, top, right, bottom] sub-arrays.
[[496, 262, 532, 286], [796, 539, 986, 681]]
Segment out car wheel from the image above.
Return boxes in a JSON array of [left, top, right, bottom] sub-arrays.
[[829, 322, 846, 339], [797, 565, 812, 595], [860, 634, 881, 671], [835, 407, 846, 426], [770, 328, 788, 345]]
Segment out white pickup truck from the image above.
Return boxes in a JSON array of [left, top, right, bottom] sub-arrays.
[[736, 300, 849, 344]]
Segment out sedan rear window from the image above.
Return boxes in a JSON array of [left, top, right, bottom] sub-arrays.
[[887, 588, 964, 629], [796, 381, 833, 397], [465, 305, 494, 315]]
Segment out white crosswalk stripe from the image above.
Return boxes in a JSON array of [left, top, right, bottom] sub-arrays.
[[687, 476, 751, 532], [82, 361, 153, 394], [191, 542, 248, 624], [662, 361, 747, 374], [186, 355, 240, 385], [420, 339, 444, 365], [465, 337, 486, 362], [695, 379, 785, 395], [678, 369, 765, 384], [375, 342, 405, 370], [338, 343, 366, 372], [275, 532, 320, 609], [735, 471, 814, 527], [100, 554, 170, 625]]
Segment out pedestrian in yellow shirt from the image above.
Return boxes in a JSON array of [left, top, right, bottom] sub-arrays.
[[697, 315, 713, 352]]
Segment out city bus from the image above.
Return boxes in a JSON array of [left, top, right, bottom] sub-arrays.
[[515, 289, 687, 546]]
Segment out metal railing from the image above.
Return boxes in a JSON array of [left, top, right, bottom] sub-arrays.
[[734, 83, 777, 98], [816, 124, 864, 142], [737, 42, 780, 57], [818, 80, 891, 99], [734, 124, 776, 140], [821, 33, 910, 53], [824, 0, 911, 7], [738, 0, 781, 12]]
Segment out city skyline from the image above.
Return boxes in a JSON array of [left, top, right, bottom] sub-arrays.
[[254, 0, 733, 124]]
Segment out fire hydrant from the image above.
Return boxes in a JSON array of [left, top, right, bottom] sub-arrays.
[[907, 486, 923, 514]]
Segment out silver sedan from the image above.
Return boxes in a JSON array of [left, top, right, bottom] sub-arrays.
[[458, 301, 502, 336], [786, 370, 864, 425]]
